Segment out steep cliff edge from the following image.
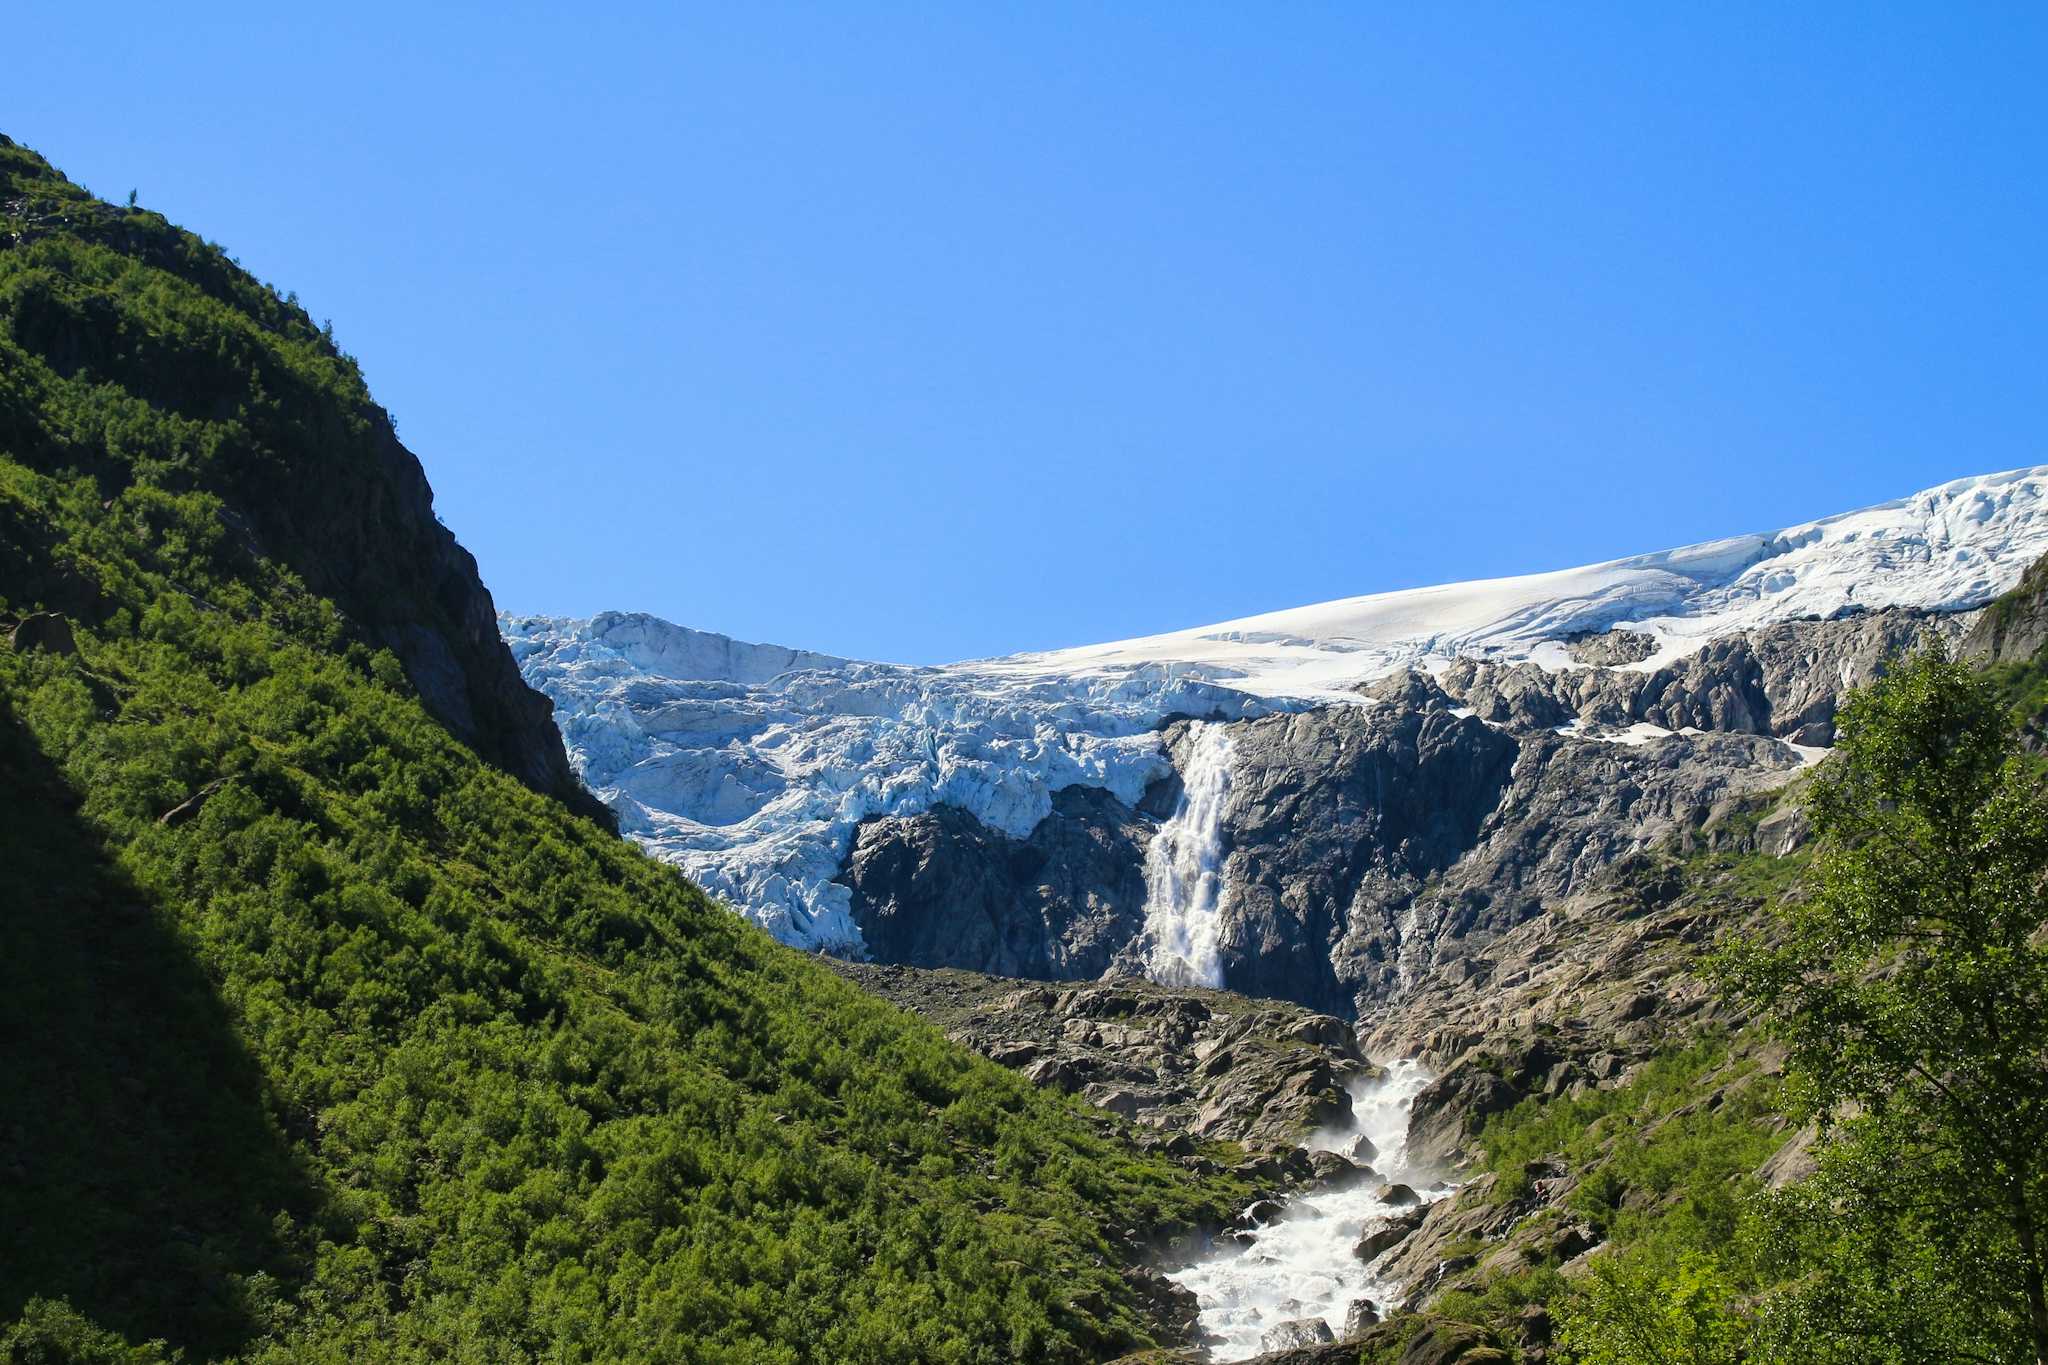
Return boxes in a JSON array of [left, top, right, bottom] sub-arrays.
[[0, 133, 604, 824]]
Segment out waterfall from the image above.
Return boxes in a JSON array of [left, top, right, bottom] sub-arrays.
[[1169, 1062, 1445, 1360], [1142, 722, 1235, 988]]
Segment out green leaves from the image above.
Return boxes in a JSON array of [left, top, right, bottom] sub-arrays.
[[0, 145, 1246, 1362], [1716, 639, 2048, 1363]]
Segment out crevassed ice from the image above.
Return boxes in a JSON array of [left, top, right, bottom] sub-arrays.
[[502, 611, 1273, 950], [506, 466, 2048, 953]]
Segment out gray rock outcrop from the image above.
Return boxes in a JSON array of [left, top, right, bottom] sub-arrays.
[[838, 785, 1150, 978], [824, 960, 1369, 1146]]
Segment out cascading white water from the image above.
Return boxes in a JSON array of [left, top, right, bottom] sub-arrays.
[[1169, 1061, 1444, 1360], [1141, 722, 1236, 988]]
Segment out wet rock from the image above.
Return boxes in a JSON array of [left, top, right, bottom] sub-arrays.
[[839, 786, 1151, 978], [1375, 1182, 1421, 1207], [1353, 1205, 1425, 1262], [1755, 801, 1812, 855], [1342, 1297, 1380, 1338], [1237, 1198, 1285, 1229], [1307, 1149, 1371, 1190], [1260, 1317, 1335, 1351], [1122, 1265, 1204, 1349]]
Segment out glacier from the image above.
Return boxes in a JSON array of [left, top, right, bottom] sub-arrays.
[[506, 465, 2048, 952]]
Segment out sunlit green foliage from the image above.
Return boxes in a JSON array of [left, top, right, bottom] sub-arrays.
[[1720, 641, 2048, 1363], [0, 136, 1244, 1363], [1442, 643, 2048, 1363]]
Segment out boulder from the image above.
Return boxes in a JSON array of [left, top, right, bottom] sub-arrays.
[[1392, 1319, 1513, 1364], [1237, 1198, 1285, 1228], [1405, 1067, 1523, 1167], [1376, 1182, 1421, 1207], [1259, 1317, 1336, 1351], [1342, 1297, 1380, 1338], [1307, 1149, 1371, 1190], [1353, 1205, 1425, 1262]]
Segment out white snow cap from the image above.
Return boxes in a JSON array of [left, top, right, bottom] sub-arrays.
[[507, 465, 2048, 949], [991, 465, 2048, 697]]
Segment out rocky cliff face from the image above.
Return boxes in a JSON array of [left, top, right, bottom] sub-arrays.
[[1965, 551, 2048, 665], [838, 785, 1155, 978], [828, 606, 1967, 1019], [0, 134, 601, 825], [1190, 699, 1519, 1015], [242, 412, 609, 825]]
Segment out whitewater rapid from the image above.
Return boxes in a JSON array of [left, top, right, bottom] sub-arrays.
[[1141, 722, 1235, 988], [1171, 1061, 1444, 1360]]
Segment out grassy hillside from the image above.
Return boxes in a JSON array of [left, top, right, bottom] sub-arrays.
[[0, 136, 1245, 1363]]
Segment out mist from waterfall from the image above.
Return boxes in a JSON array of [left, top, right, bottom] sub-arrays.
[[1141, 721, 1235, 988]]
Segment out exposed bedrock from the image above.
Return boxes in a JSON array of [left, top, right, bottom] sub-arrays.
[[1199, 701, 1518, 1015], [838, 784, 1152, 978], [827, 960, 1368, 1146], [1964, 551, 2048, 665], [1440, 605, 1971, 744], [831, 607, 1976, 1016]]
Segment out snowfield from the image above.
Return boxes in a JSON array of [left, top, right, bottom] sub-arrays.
[[506, 465, 2048, 951]]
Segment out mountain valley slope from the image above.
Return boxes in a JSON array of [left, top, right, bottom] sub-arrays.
[[0, 133, 1251, 1363]]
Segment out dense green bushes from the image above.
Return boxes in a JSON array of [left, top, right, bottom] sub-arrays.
[[1441, 644, 2048, 1363], [0, 138, 1243, 1362]]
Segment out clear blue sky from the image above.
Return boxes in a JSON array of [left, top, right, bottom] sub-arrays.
[[16, 5, 2047, 663]]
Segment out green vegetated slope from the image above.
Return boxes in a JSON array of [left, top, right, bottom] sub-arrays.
[[1418, 619, 2048, 1364], [0, 136, 1245, 1364]]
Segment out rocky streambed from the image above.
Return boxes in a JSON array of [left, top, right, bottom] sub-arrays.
[[1168, 1060, 1447, 1359], [829, 961, 1491, 1359]]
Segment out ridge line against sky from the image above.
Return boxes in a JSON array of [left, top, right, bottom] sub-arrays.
[[17, 4, 2048, 664], [521, 463, 2048, 669]]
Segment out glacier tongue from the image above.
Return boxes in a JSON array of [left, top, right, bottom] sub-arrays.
[[506, 465, 2048, 956], [502, 610, 1274, 950]]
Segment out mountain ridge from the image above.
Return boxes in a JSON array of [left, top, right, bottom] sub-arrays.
[[508, 465, 2047, 964]]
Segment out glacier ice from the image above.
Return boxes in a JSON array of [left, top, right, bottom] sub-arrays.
[[502, 612, 1274, 950], [506, 465, 2048, 954]]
